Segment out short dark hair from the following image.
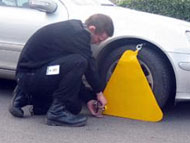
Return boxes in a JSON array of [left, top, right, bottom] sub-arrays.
[[85, 14, 114, 37]]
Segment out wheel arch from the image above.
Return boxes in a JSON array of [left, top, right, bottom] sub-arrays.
[[97, 37, 177, 104]]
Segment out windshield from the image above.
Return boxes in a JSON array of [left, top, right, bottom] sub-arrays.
[[71, 0, 114, 6]]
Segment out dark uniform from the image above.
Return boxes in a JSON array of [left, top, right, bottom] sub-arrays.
[[16, 20, 103, 115]]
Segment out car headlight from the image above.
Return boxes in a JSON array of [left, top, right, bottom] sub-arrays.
[[185, 30, 190, 43]]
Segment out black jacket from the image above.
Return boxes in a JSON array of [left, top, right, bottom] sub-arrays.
[[17, 20, 103, 93]]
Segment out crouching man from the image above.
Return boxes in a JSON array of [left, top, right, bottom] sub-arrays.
[[9, 14, 114, 127]]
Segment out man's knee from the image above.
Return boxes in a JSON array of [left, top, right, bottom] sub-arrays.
[[50, 54, 88, 75], [73, 54, 88, 69], [69, 55, 88, 73]]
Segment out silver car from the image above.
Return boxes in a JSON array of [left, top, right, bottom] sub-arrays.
[[0, 0, 190, 108]]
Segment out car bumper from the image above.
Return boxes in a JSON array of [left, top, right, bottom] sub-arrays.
[[168, 52, 190, 101]]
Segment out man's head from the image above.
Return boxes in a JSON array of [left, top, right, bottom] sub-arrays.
[[85, 14, 114, 44]]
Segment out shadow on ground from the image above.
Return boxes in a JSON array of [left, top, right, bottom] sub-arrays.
[[163, 101, 190, 122]]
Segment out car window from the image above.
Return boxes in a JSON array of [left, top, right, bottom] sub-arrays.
[[17, 0, 29, 7], [0, 0, 29, 7], [0, 0, 16, 6]]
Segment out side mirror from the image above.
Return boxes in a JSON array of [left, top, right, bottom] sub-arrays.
[[29, 0, 57, 13]]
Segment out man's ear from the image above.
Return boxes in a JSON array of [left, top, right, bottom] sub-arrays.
[[88, 25, 96, 33]]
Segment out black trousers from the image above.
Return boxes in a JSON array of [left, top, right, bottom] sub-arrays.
[[17, 54, 95, 114]]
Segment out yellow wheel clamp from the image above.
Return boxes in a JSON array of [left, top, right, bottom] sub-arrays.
[[103, 45, 163, 122]]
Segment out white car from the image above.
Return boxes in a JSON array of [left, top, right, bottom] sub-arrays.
[[0, 0, 190, 108]]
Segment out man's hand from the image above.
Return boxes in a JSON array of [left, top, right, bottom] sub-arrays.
[[87, 100, 103, 118], [96, 92, 107, 107], [87, 92, 107, 118]]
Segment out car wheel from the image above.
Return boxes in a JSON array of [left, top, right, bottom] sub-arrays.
[[100, 44, 174, 108]]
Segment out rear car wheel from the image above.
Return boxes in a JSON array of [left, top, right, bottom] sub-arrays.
[[100, 44, 175, 108]]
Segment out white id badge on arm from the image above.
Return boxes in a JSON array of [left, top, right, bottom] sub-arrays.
[[46, 65, 60, 75]]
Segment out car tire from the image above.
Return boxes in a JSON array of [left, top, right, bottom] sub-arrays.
[[99, 44, 174, 108]]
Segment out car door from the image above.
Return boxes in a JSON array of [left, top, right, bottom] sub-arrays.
[[0, 0, 68, 76]]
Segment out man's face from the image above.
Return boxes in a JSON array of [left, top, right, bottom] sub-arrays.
[[91, 32, 109, 45], [88, 26, 109, 45]]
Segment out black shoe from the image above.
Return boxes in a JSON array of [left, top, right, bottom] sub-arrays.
[[46, 99, 87, 127], [9, 85, 30, 117]]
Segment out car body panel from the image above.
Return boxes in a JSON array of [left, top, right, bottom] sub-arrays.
[[0, 0, 68, 72], [0, 0, 190, 101]]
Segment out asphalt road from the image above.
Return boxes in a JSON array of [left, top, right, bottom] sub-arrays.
[[0, 79, 190, 143]]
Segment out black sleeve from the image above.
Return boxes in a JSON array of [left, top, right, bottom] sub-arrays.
[[79, 83, 97, 103], [84, 57, 104, 93], [71, 30, 104, 93]]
